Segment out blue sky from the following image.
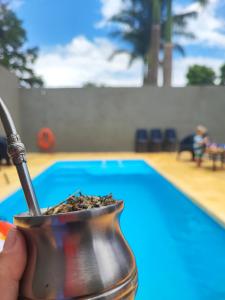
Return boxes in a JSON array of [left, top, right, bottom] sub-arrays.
[[16, 0, 104, 46], [11, 0, 225, 87]]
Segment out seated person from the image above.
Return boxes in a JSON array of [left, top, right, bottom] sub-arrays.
[[193, 125, 208, 167]]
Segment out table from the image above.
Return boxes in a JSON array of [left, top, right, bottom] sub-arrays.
[[206, 147, 225, 171]]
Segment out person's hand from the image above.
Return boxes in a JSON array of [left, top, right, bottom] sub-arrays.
[[0, 228, 27, 300]]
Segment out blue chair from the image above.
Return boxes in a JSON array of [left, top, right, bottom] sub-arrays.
[[0, 136, 11, 165], [135, 129, 148, 152], [164, 128, 177, 151], [149, 129, 163, 152]]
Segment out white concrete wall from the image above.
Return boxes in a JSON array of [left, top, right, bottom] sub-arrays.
[[19, 86, 225, 151], [0, 66, 21, 136]]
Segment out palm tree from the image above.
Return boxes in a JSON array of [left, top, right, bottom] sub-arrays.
[[162, 0, 172, 86], [148, 0, 161, 85], [162, 0, 208, 86], [109, 0, 197, 85], [109, 1, 152, 83], [127, 0, 161, 85]]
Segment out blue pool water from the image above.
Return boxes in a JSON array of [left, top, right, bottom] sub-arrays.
[[1, 160, 225, 300]]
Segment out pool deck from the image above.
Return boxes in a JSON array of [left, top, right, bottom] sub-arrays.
[[1, 152, 225, 226]]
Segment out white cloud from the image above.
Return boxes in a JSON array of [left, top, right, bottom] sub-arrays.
[[34, 36, 224, 88], [96, 0, 124, 28], [34, 36, 143, 88], [100, 0, 123, 20], [173, 56, 223, 86], [174, 0, 225, 49], [174, 2, 201, 14]]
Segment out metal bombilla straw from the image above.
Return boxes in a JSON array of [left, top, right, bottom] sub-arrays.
[[0, 97, 41, 216]]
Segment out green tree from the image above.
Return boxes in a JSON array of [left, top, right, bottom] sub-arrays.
[[0, 3, 43, 87], [219, 63, 225, 85], [186, 65, 216, 85]]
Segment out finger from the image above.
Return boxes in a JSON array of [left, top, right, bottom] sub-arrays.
[[0, 228, 27, 300]]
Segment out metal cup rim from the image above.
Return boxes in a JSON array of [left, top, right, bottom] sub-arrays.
[[14, 200, 124, 225]]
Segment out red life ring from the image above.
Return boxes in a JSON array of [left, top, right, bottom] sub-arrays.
[[37, 128, 55, 151]]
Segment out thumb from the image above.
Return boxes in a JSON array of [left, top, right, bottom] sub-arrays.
[[0, 228, 27, 300]]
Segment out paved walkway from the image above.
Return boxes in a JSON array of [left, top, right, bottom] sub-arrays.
[[1, 152, 225, 225]]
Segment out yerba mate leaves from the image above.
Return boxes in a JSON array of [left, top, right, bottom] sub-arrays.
[[44, 193, 117, 215]]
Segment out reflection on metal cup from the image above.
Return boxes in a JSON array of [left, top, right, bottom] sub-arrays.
[[14, 201, 138, 299]]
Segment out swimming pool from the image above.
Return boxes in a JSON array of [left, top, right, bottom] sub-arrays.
[[1, 160, 225, 300]]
